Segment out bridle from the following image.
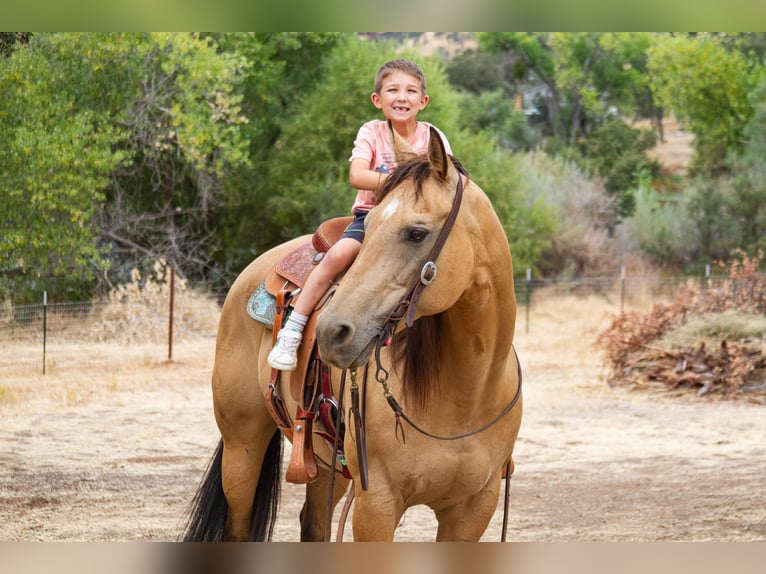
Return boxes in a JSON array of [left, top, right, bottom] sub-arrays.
[[383, 174, 465, 331]]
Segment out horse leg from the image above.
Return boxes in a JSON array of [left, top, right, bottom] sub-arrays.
[[220, 440, 258, 541], [434, 480, 501, 542], [350, 489, 403, 541], [299, 467, 351, 541]]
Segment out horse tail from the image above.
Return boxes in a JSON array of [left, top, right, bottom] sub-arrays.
[[182, 431, 283, 542], [250, 429, 283, 541], [182, 438, 227, 541]]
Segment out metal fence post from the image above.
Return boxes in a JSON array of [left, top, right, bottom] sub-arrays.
[[42, 290, 47, 375], [620, 266, 626, 313], [168, 266, 175, 362]]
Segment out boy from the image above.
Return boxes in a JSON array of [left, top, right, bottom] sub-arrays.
[[268, 59, 452, 370]]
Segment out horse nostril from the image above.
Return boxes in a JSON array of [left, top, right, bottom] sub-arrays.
[[331, 322, 355, 347]]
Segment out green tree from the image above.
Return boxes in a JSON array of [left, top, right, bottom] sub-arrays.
[[729, 78, 766, 254], [0, 36, 125, 302], [479, 32, 654, 144], [583, 118, 660, 218], [648, 34, 762, 176], [2, 32, 254, 300], [209, 32, 345, 281], [445, 49, 517, 95]]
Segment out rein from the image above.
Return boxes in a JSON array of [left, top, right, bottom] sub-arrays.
[[373, 341, 522, 442]]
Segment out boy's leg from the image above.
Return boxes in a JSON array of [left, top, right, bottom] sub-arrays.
[[294, 238, 361, 316], [268, 238, 361, 371]]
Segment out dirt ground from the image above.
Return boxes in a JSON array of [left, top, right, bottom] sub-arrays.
[[1, 295, 765, 542]]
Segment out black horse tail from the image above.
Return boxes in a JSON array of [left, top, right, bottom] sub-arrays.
[[250, 430, 283, 541], [182, 431, 283, 542]]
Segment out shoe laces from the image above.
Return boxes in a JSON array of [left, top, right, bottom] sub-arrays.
[[277, 329, 301, 351]]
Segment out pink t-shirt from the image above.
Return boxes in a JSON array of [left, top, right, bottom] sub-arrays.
[[348, 120, 453, 212]]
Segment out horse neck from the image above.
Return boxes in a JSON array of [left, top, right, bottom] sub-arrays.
[[440, 261, 516, 390]]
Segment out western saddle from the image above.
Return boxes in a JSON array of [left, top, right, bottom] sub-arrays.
[[262, 216, 353, 484]]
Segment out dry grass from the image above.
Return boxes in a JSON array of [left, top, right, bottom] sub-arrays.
[[0, 338, 215, 413], [88, 262, 220, 344]]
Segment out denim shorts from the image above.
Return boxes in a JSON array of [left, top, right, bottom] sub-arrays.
[[341, 210, 368, 243]]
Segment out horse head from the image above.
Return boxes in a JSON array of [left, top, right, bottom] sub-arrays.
[[316, 126, 477, 374]]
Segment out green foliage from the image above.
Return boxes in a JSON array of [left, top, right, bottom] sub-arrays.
[[728, 78, 766, 255], [582, 118, 659, 218], [1, 32, 255, 301], [0, 36, 126, 303], [513, 151, 620, 277], [622, 186, 694, 268], [648, 34, 762, 176], [684, 179, 740, 263], [445, 49, 516, 95], [479, 32, 654, 144], [211, 33, 347, 276], [457, 89, 539, 152]]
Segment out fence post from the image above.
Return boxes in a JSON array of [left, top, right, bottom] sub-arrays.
[[168, 265, 175, 362], [704, 263, 710, 290], [525, 267, 531, 335], [42, 290, 47, 375], [620, 266, 626, 312]]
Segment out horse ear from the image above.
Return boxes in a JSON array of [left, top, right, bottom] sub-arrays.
[[428, 126, 451, 181], [388, 120, 418, 164]]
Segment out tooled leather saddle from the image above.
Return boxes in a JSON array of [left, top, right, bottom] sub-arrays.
[[262, 216, 353, 484]]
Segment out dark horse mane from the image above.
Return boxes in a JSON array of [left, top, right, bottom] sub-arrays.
[[376, 154, 470, 413]]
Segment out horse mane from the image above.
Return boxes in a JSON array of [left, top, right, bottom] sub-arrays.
[[377, 154, 469, 203], [378, 153, 470, 412]]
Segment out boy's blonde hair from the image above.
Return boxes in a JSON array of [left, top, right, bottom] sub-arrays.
[[374, 59, 427, 95]]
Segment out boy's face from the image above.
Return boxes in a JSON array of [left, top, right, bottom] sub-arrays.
[[371, 71, 429, 124]]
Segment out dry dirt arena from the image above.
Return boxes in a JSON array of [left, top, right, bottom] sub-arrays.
[[1, 295, 765, 542]]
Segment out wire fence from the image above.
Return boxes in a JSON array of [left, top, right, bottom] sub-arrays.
[[1, 269, 724, 375]]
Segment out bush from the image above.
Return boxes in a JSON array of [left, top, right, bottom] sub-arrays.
[[596, 251, 766, 400]]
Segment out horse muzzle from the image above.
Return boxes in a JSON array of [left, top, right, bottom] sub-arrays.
[[315, 317, 379, 369]]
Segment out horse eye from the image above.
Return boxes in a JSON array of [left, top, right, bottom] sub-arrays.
[[405, 228, 429, 243]]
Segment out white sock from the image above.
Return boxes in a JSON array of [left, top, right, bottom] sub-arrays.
[[282, 311, 308, 334]]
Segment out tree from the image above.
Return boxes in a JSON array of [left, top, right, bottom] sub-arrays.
[[0, 36, 125, 302], [648, 34, 762, 176], [479, 32, 655, 144], [209, 32, 346, 281], [583, 118, 660, 218], [729, 78, 766, 254], [1, 33, 255, 301]]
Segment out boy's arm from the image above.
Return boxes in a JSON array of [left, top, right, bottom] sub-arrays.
[[349, 158, 388, 193]]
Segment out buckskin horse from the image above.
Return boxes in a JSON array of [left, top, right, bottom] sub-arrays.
[[183, 127, 522, 542]]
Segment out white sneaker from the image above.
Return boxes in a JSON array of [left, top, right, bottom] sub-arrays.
[[268, 329, 302, 371]]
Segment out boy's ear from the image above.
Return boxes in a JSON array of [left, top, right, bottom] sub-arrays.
[[371, 92, 382, 109]]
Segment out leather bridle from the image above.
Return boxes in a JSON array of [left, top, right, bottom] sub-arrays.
[[384, 174, 465, 331]]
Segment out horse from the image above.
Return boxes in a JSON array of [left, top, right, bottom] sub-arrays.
[[183, 126, 522, 542]]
